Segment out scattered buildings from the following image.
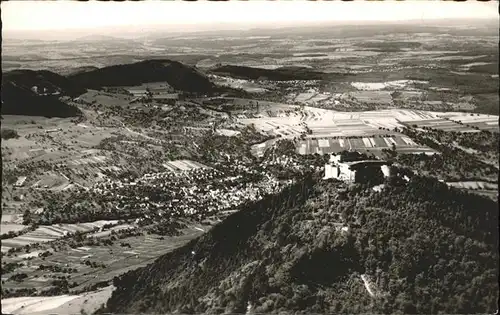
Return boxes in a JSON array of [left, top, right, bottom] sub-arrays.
[[89, 160, 286, 221]]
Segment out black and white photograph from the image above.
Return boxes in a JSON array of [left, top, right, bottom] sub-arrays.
[[1, 0, 499, 314]]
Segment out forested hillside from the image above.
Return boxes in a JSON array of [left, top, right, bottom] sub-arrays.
[[1, 81, 82, 118], [99, 171, 498, 314], [1, 70, 84, 117], [393, 127, 499, 182], [68, 60, 216, 93], [3, 69, 86, 96]]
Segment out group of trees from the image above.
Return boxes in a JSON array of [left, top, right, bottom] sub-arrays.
[[414, 125, 499, 153], [8, 272, 28, 282], [394, 127, 499, 182], [2, 278, 78, 298], [1, 128, 20, 140], [39, 278, 79, 296], [1, 262, 23, 275], [81, 259, 106, 269], [38, 264, 78, 273], [0, 225, 35, 240], [1, 287, 37, 299]]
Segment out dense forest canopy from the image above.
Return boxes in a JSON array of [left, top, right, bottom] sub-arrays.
[[388, 127, 499, 182]]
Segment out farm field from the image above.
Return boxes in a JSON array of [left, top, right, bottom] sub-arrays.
[[162, 160, 210, 172], [240, 105, 450, 137], [75, 90, 132, 107], [342, 90, 393, 105], [295, 135, 436, 156], [437, 113, 499, 132], [1, 112, 161, 230], [1, 115, 119, 165], [1, 224, 208, 294], [240, 105, 486, 156], [401, 119, 480, 132], [1, 220, 119, 253]]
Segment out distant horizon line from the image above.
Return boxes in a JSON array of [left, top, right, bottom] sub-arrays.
[[3, 17, 498, 40]]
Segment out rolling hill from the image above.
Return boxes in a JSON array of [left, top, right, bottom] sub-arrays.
[[99, 172, 498, 314], [1, 59, 219, 117], [68, 60, 216, 93]]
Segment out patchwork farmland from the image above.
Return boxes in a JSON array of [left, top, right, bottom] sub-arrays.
[[241, 106, 461, 156], [294, 135, 435, 156], [239, 106, 452, 138], [1, 220, 120, 253], [1, 224, 207, 295]]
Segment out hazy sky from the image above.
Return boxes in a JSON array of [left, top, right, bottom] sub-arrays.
[[2, 0, 498, 32]]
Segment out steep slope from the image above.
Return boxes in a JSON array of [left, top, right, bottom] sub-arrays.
[[1, 70, 83, 117], [68, 60, 216, 93], [100, 173, 498, 314]]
